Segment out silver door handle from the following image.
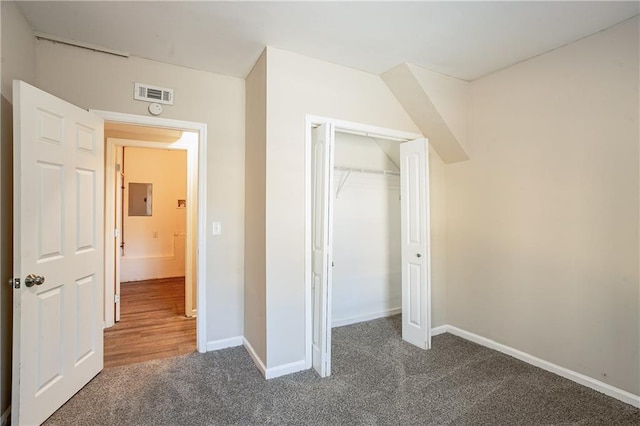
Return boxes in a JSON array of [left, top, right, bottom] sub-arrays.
[[25, 274, 45, 287]]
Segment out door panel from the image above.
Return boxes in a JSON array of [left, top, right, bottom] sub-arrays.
[[400, 138, 431, 349], [311, 123, 334, 377], [12, 80, 104, 425]]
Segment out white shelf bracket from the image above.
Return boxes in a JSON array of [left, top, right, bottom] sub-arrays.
[[336, 169, 351, 198]]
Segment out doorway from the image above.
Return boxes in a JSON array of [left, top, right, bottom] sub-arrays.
[[95, 110, 208, 355], [306, 116, 432, 377], [331, 132, 402, 328], [105, 133, 194, 367]]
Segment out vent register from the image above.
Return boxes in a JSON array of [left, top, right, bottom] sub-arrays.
[[134, 83, 174, 105]]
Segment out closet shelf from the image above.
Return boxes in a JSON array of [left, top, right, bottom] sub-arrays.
[[334, 165, 400, 197], [334, 165, 400, 176]]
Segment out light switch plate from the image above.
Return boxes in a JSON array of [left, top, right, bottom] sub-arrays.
[[212, 221, 222, 236]]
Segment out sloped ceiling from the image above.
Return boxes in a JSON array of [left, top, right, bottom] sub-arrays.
[[383, 63, 469, 163]]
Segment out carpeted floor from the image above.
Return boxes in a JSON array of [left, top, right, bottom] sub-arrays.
[[44, 315, 638, 425]]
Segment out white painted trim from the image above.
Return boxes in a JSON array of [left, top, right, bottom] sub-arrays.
[[1, 406, 10, 426], [304, 117, 312, 369], [106, 136, 197, 317], [104, 140, 117, 328], [207, 336, 243, 351], [306, 115, 423, 142], [304, 114, 425, 371], [92, 110, 208, 353], [332, 307, 401, 328], [430, 325, 449, 336], [265, 360, 307, 380], [423, 140, 433, 349], [438, 325, 640, 409], [243, 338, 307, 380], [243, 337, 267, 378]]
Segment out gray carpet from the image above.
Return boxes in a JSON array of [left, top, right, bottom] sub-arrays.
[[45, 315, 638, 425]]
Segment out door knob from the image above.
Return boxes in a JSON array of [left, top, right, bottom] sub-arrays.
[[416, 253, 422, 258], [25, 274, 45, 287]]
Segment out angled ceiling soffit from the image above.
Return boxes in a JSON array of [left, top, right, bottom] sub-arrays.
[[382, 63, 469, 163]]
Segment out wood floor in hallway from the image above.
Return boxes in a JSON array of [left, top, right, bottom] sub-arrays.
[[104, 277, 196, 368]]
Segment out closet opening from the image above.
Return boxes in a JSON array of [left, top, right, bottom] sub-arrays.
[[332, 132, 402, 328], [306, 117, 432, 378]]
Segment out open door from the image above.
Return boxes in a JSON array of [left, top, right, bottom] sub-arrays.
[[400, 138, 431, 349], [12, 81, 104, 425], [311, 123, 334, 377]]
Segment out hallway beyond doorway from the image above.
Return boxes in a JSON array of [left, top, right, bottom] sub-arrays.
[[104, 277, 196, 368]]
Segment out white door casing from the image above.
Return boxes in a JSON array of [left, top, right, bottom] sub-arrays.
[[105, 136, 198, 324], [311, 123, 335, 377], [12, 81, 104, 425], [400, 138, 431, 349], [115, 146, 124, 321], [94, 110, 207, 352]]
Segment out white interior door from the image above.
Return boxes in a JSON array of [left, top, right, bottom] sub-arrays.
[[400, 138, 431, 349], [311, 123, 334, 377], [12, 80, 104, 425]]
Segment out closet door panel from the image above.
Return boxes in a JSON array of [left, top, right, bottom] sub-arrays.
[[400, 138, 431, 350], [310, 123, 334, 377]]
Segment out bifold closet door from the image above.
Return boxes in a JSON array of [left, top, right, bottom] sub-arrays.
[[400, 138, 431, 350], [311, 123, 335, 377]]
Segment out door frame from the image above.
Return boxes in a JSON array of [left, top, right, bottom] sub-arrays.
[[107, 137, 195, 320], [304, 114, 428, 369], [93, 110, 208, 353]]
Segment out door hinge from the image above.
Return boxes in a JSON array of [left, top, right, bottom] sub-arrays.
[[114, 228, 120, 238], [8, 278, 20, 288], [114, 294, 120, 304]]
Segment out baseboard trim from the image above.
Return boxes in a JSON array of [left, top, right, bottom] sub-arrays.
[[430, 325, 448, 336], [1, 406, 10, 426], [206, 336, 243, 351], [243, 338, 307, 379], [265, 359, 307, 379], [333, 307, 401, 328], [243, 337, 267, 378], [441, 325, 640, 408]]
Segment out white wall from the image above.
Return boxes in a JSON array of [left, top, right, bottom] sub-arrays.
[[332, 133, 401, 325], [120, 146, 187, 282], [35, 40, 245, 343], [262, 47, 443, 368], [244, 50, 267, 361], [1, 1, 36, 100], [447, 17, 639, 395], [0, 0, 36, 416], [428, 146, 447, 327]]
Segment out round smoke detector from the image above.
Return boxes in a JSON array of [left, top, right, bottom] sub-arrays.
[[148, 102, 163, 116]]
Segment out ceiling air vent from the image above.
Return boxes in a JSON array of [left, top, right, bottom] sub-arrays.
[[134, 83, 174, 105]]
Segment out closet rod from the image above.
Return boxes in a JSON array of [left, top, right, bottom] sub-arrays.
[[334, 165, 400, 176], [334, 166, 400, 198]]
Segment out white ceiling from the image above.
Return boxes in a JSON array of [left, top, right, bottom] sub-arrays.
[[16, 1, 639, 81]]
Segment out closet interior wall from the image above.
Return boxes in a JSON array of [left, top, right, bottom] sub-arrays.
[[331, 132, 402, 327]]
